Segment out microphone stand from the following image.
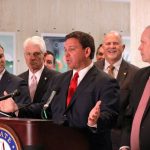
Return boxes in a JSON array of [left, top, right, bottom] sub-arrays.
[[0, 111, 13, 117], [41, 106, 48, 119], [41, 90, 58, 119]]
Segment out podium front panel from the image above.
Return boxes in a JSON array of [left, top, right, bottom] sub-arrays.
[[0, 118, 89, 150]]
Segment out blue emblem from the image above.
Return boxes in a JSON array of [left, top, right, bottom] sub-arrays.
[[0, 128, 19, 150]]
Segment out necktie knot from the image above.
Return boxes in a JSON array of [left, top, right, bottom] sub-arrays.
[[72, 72, 79, 81], [108, 65, 115, 78], [108, 65, 115, 71], [31, 74, 37, 80]]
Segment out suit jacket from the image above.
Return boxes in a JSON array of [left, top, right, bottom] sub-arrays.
[[0, 70, 30, 105], [19, 66, 58, 103], [46, 65, 119, 150], [18, 66, 59, 118], [121, 66, 150, 150], [95, 59, 139, 128]]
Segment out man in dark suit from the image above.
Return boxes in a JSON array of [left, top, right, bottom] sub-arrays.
[[95, 31, 139, 150], [0, 44, 30, 111], [42, 31, 119, 150], [0, 31, 120, 150], [120, 26, 150, 150], [18, 36, 59, 118]]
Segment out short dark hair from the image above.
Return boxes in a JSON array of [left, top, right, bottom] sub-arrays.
[[96, 44, 103, 55], [44, 50, 56, 64], [65, 31, 95, 59]]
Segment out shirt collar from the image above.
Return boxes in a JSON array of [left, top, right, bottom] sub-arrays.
[[72, 62, 94, 85], [104, 58, 122, 71], [29, 65, 44, 83], [0, 69, 5, 80]]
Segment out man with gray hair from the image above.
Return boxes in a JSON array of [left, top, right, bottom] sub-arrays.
[[18, 36, 59, 118], [95, 31, 139, 150]]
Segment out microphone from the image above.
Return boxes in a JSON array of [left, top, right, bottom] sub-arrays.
[[43, 90, 58, 110], [0, 89, 20, 101], [41, 88, 59, 119]]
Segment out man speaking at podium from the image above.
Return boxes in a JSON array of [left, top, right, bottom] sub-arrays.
[[0, 31, 119, 150]]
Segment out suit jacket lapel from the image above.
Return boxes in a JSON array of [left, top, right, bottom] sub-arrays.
[[36, 67, 48, 88], [66, 66, 97, 111], [23, 71, 29, 82], [95, 60, 105, 70], [0, 71, 10, 95], [144, 98, 150, 118], [61, 71, 73, 110], [117, 59, 128, 86], [96, 59, 129, 88], [34, 67, 49, 100]]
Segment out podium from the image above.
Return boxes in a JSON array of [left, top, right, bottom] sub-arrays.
[[0, 117, 90, 150]]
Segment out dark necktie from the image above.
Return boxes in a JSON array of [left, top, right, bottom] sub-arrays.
[[66, 72, 79, 106], [130, 78, 150, 150], [29, 74, 37, 101], [108, 65, 115, 78]]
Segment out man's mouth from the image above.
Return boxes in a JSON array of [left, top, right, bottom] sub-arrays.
[[107, 49, 117, 54]]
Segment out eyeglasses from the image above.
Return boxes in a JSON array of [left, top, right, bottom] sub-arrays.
[[25, 52, 43, 57]]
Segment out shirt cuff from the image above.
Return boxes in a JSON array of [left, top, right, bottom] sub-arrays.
[[119, 146, 130, 150], [87, 123, 97, 128], [87, 123, 97, 133]]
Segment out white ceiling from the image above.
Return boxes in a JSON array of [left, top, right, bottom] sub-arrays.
[[102, 0, 130, 2]]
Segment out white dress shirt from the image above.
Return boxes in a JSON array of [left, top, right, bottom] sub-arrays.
[[0, 69, 5, 80], [72, 62, 94, 86], [28, 65, 44, 86], [104, 58, 122, 79]]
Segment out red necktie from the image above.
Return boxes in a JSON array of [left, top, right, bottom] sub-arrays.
[[130, 78, 150, 150], [66, 72, 79, 106], [29, 74, 37, 101]]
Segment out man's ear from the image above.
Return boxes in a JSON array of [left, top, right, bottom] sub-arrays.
[[123, 44, 125, 50], [84, 47, 91, 58], [121, 44, 125, 52]]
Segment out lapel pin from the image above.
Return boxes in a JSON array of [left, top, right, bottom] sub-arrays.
[[123, 72, 127, 76], [44, 77, 47, 80]]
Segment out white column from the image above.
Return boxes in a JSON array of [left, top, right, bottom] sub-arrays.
[[130, 0, 150, 68]]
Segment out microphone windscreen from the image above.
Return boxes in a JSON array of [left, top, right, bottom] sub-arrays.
[[53, 87, 60, 94]]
